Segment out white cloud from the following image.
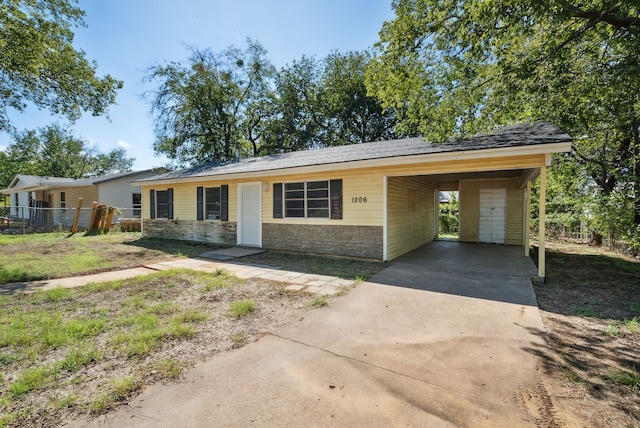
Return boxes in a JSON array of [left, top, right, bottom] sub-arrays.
[[117, 140, 131, 149]]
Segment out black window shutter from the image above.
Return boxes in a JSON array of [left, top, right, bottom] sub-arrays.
[[196, 187, 203, 221], [330, 179, 342, 220], [221, 185, 229, 221], [150, 190, 156, 219], [273, 183, 283, 218], [167, 188, 174, 219]]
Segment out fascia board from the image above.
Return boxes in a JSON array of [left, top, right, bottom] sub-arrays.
[[136, 142, 572, 187]]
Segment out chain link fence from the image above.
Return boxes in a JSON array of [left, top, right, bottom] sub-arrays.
[[0, 206, 140, 235]]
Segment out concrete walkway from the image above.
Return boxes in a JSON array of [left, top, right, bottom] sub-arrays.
[[65, 242, 550, 428], [0, 257, 355, 296]]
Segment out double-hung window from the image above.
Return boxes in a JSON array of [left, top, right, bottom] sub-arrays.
[[150, 189, 173, 219], [132, 193, 141, 218], [274, 179, 342, 219], [60, 192, 66, 213], [197, 185, 228, 221]]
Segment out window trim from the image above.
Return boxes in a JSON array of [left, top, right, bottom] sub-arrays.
[[150, 188, 173, 220], [275, 179, 342, 220], [197, 185, 228, 221], [132, 193, 141, 218]]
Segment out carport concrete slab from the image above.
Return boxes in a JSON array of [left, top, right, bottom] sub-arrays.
[[394, 240, 537, 278]]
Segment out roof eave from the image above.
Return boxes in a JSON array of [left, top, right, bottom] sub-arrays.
[[135, 141, 572, 187]]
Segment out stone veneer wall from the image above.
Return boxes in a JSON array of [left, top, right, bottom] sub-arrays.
[[143, 220, 237, 245], [263, 223, 383, 259]]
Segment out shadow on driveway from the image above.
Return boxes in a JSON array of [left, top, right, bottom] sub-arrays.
[[371, 240, 539, 306]]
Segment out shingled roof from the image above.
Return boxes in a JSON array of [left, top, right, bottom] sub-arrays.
[[137, 121, 571, 183], [1, 170, 157, 194]]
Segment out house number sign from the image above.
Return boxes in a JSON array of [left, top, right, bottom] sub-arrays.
[[351, 196, 368, 203]]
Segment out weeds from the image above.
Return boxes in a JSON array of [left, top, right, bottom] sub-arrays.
[[603, 367, 640, 391], [231, 333, 247, 347], [173, 310, 207, 323], [624, 317, 639, 333], [158, 358, 183, 380], [310, 297, 328, 308], [229, 299, 256, 318], [605, 323, 623, 337], [574, 308, 598, 317], [91, 376, 141, 413]]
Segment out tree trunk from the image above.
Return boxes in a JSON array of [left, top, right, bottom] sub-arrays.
[[633, 116, 640, 227]]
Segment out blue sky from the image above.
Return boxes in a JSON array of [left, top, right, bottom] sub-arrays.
[[2, 0, 395, 171]]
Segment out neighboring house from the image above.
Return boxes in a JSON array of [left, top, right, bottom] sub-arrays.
[[1, 170, 158, 228], [134, 121, 572, 276]]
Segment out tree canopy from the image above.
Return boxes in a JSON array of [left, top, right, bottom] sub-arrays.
[[145, 44, 401, 167], [367, 0, 640, 242], [144, 40, 277, 167], [0, 124, 134, 190], [0, 0, 123, 131]]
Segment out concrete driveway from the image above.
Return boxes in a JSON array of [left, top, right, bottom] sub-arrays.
[[67, 241, 550, 427]]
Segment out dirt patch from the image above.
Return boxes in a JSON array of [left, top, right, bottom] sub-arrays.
[[532, 240, 640, 427], [239, 250, 388, 280], [0, 270, 346, 427]]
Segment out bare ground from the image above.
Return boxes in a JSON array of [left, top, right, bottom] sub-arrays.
[[0, 270, 350, 428], [4, 234, 638, 426], [532, 240, 640, 427]]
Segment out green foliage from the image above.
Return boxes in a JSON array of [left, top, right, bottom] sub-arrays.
[[8, 365, 52, 398], [145, 40, 276, 167], [439, 192, 459, 235], [0, 124, 134, 188], [0, 0, 122, 132], [158, 358, 183, 380], [145, 44, 400, 167], [91, 376, 141, 412], [229, 299, 256, 318], [368, 0, 640, 238], [627, 225, 640, 256], [603, 368, 640, 391]]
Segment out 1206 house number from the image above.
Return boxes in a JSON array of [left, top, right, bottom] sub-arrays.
[[352, 196, 368, 203]]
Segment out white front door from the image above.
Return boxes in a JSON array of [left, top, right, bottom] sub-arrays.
[[238, 182, 261, 247], [479, 189, 506, 244]]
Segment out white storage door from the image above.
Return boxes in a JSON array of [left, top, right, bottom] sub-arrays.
[[479, 189, 506, 244]]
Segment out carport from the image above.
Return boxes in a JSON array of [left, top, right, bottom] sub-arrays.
[[383, 133, 556, 279]]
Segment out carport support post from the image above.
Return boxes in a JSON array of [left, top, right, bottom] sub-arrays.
[[524, 181, 531, 257], [538, 166, 547, 278]]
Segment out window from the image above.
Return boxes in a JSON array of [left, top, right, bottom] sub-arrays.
[[205, 187, 221, 219], [60, 192, 66, 213], [150, 189, 173, 219], [197, 185, 228, 221], [274, 180, 342, 219], [132, 193, 141, 218]]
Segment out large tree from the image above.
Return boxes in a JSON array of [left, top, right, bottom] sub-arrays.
[[367, 0, 640, 239], [145, 40, 276, 167], [0, 124, 134, 189], [0, 0, 122, 131], [267, 51, 400, 153]]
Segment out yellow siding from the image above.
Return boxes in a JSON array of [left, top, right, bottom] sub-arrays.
[[142, 179, 238, 222], [368, 154, 545, 177], [262, 170, 385, 227], [140, 153, 543, 249], [506, 188, 524, 245], [459, 178, 522, 244], [386, 176, 435, 260], [459, 183, 479, 243]]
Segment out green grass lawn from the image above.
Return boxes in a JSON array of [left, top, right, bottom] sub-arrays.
[[0, 268, 316, 427], [0, 232, 225, 284]]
